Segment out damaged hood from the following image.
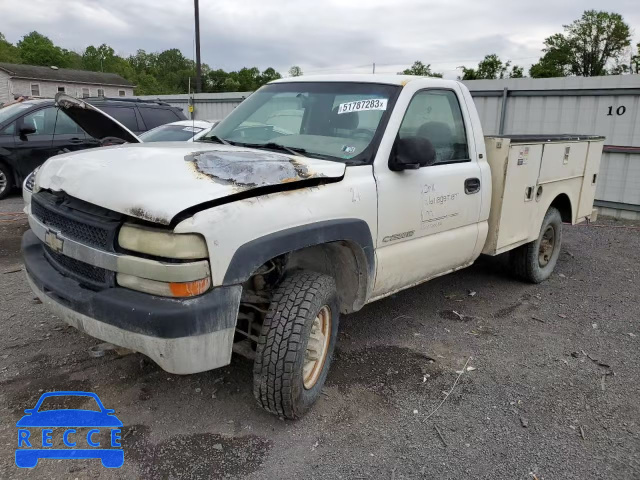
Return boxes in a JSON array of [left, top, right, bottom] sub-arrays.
[[55, 93, 141, 144], [36, 142, 346, 224]]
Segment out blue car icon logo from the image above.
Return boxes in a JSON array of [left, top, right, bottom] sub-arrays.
[[15, 391, 123, 468]]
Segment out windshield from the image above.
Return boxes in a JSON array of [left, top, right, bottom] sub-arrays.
[[139, 124, 207, 142], [0, 102, 38, 125], [202, 82, 400, 164]]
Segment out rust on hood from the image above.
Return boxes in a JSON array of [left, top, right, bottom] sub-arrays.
[[184, 150, 320, 188], [128, 207, 170, 225]]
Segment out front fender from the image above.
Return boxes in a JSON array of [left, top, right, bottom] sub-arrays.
[[222, 219, 375, 286]]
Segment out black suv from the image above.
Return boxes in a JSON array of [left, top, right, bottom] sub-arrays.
[[0, 97, 186, 199]]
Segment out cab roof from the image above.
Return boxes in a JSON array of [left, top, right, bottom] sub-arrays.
[[270, 74, 458, 87]]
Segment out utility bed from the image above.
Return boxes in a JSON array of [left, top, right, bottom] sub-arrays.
[[482, 134, 604, 255]]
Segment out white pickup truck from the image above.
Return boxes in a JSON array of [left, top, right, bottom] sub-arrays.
[[23, 76, 603, 419]]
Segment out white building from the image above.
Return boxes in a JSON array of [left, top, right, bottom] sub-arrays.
[[0, 62, 135, 105]]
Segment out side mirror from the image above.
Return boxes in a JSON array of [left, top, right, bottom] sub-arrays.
[[23, 408, 35, 414], [389, 136, 436, 171], [19, 126, 37, 138]]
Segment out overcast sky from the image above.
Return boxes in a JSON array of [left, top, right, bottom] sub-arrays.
[[2, 0, 639, 78]]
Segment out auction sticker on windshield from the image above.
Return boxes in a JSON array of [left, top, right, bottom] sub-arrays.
[[338, 98, 388, 114]]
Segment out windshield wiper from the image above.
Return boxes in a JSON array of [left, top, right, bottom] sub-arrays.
[[230, 141, 308, 157], [198, 135, 229, 145]]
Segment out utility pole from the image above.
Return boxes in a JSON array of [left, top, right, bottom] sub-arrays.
[[194, 0, 202, 93], [372, 62, 376, 74]]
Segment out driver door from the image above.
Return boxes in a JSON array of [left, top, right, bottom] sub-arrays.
[[372, 87, 482, 298], [11, 107, 57, 180]]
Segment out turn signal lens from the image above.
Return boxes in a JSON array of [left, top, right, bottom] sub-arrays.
[[169, 278, 211, 297], [117, 273, 211, 297]]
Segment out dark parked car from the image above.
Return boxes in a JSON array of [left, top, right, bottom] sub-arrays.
[[0, 97, 186, 199]]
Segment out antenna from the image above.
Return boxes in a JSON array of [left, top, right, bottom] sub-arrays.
[[194, 0, 202, 93]]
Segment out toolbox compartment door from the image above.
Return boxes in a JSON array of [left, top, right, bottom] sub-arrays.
[[538, 141, 588, 184], [577, 140, 603, 219]]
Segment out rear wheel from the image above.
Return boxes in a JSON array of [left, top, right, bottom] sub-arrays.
[[510, 207, 563, 283], [253, 271, 339, 419], [0, 163, 12, 200]]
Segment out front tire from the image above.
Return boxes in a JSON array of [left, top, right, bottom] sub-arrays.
[[510, 206, 563, 283], [253, 271, 339, 419]]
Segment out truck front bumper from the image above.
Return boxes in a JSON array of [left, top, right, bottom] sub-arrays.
[[22, 230, 241, 374]]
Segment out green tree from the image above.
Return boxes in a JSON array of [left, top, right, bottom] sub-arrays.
[[83, 44, 115, 71], [509, 65, 524, 78], [151, 48, 196, 93], [62, 50, 83, 69], [529, 34, 573, 78], [2, 30, 289, 95], [400, 61, 443, 77], [130, 72, 163, 95], [630, 42, 640, 74], [0, 32, 21, 63], [206, 68, 230, 92], [128, 49, 156, 73], [17, 32, 68, 67], [222, 77, 241, 91], [234, 67, 261, 90], [288, 65, 303, 77], [259, 67, 282, 85], [529, 10, 631, 77], [461, 54, 517, 80]]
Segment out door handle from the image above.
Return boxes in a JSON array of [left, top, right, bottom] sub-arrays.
[[464, 177, 481, 194], [69, 138, 83, 144]]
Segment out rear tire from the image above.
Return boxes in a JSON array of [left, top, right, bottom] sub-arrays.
[[0, 162, 12, 200], [510, 207, 563, 283], [253, 271, 339, 419]]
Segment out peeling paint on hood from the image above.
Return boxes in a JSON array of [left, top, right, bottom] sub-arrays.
[[184, 150, 316, 187], [36, 142, 346, 225]]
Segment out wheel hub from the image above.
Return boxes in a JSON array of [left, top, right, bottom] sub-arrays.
[[303, 305, 331, 389], [0, 170, 7, 195], [538, 225, 555, 267]]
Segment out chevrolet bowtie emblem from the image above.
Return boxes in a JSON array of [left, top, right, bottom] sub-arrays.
[[44, 229, 64, 253]]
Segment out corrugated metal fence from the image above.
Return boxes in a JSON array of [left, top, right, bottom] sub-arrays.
[[134, 75, 640, 219], [133, 92, 250, 121]]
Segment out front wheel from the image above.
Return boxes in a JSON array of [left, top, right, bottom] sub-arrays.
[[0, 163, 12, 200], [510, 206, 563, 283], [253, 271, 339, 419]]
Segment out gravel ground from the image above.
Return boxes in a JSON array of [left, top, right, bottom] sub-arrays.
[[1, 192, 639, 479]]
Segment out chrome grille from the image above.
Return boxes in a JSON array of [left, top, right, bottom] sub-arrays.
[[31, 191, 122, 290], [31, 192, 120, 251], [31, 200, 110, 249]]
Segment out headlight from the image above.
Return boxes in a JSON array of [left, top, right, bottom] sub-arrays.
[[24, 166, 40, 192], [118, 223, 208, 259]]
